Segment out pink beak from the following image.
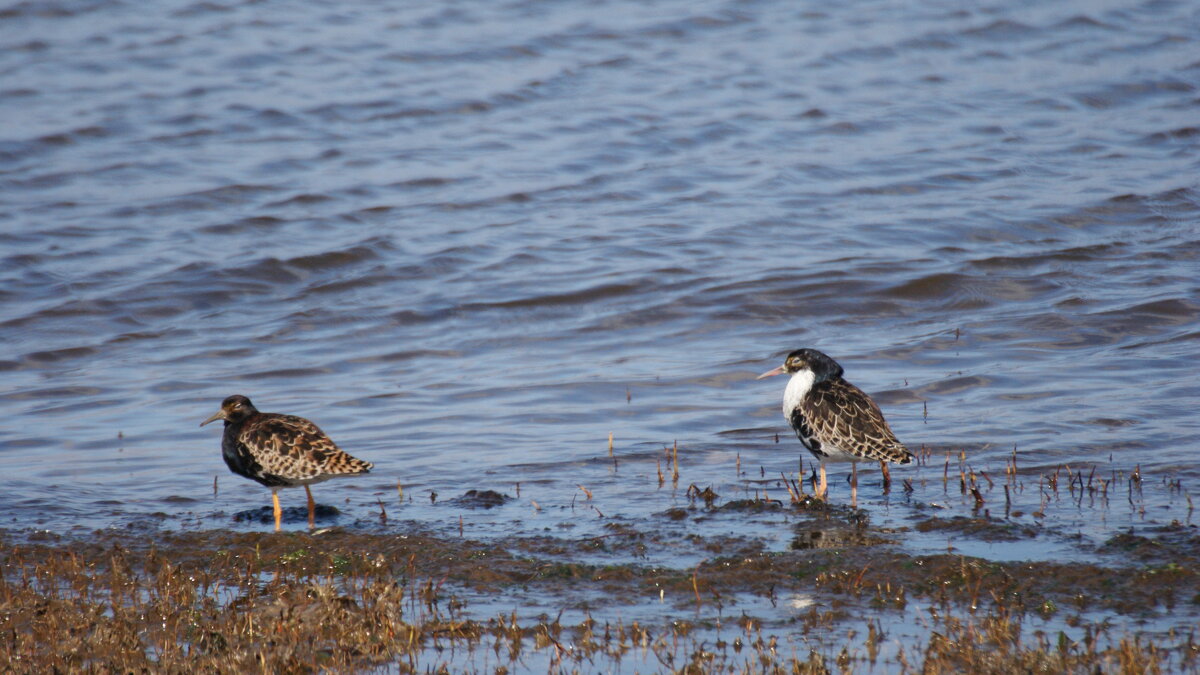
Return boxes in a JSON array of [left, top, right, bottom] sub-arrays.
[[756, 364, 787, 379]]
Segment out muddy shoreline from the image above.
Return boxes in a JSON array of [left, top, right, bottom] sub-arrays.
[[4, 493, 1198, 673]]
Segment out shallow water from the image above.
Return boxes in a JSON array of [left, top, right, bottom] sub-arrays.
[[2, 0, 1198, 570], [426, 588, 1200, 674]]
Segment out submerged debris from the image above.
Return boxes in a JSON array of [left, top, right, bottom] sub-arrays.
[[232, 503, 340, 524], [449, 489, 512, 509]]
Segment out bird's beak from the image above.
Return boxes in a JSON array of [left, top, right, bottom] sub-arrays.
[[200, 410, 225, 427], [756, 364, 787, 379]]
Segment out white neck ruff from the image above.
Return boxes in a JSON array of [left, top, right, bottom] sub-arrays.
[[782, 369, 815, 416]]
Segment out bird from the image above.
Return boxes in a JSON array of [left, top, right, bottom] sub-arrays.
[[757, 348, 911, 501], [200, 394, 372, 531]]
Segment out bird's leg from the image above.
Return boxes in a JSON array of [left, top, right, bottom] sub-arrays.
[[305, 485, 316, 530], [818, 463, 828, 500], [272, 489, 282, 532], [850, 462, 858, 508], [880, 460, 891, 492]]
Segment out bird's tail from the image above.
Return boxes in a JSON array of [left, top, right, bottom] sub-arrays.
[[330, 453, 373, 475]]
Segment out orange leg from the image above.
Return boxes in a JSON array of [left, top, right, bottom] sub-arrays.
[[880, 461, 891, 491], [272, 489, 282, 532], [818, 463, 828, 500], [305, 485, 316, 529]]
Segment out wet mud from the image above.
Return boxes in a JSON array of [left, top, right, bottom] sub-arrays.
[[4, 489, 1199, 673]]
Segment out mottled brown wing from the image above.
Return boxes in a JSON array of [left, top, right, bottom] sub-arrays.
[[240, 414, 372, 479], [804, 378, 912, 463]]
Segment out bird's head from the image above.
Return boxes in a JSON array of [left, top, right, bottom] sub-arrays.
[[200, 394, 258, 427], [756, 348, 844, 383]]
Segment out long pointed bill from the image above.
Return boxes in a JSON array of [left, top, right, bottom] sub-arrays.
[[200, 410, 225, 427], [756, 364, 787, 379]]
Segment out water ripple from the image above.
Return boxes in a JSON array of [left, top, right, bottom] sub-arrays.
[[0, 0, 1195, 553]]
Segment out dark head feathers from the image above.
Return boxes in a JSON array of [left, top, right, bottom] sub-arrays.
[[784, 348, 844, 383]]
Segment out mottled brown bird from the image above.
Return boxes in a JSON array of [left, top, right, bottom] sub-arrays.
[[201, 395, 373, 531], [758, 348, 912, 500]]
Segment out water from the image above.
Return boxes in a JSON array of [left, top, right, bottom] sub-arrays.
[[2, 0, 1198, 562]]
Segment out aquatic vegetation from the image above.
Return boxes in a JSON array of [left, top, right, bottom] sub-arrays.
[[2, 500, 1198, 673]]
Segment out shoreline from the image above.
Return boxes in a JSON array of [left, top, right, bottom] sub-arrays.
[[4, 495, 1198, 673]]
